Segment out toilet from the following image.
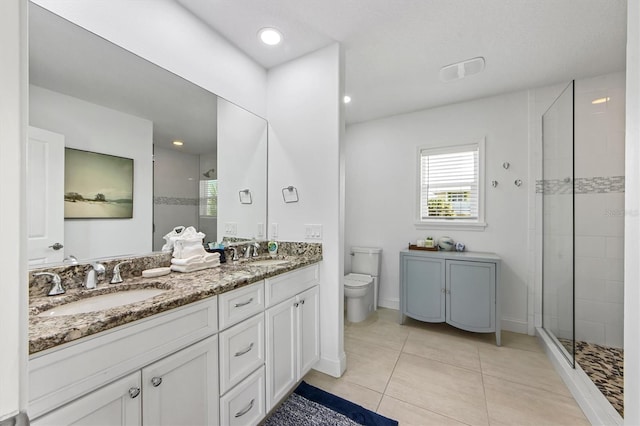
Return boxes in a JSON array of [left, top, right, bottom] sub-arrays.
[[344, 247, 382, 323]]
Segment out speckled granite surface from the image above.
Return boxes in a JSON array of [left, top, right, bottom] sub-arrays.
[[29, 246, 322, 355]]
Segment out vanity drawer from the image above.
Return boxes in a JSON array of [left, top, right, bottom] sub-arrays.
[[219, 312, 265, 395], [218, 280, 264, 330], [220, 366, 266, 426], [29, 297, 218, 419], [265, 263, 319, 307]]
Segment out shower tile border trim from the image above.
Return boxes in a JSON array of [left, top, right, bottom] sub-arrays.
[[535, 176, 625, 194]]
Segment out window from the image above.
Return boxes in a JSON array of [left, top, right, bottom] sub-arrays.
[[199, 180, 218, 217], [418, 141, 485, 228]]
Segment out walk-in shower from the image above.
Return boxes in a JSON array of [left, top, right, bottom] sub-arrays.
[[541, 74, 625, 421]]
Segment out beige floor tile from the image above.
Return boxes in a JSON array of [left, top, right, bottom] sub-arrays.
[[342, 339, 400, 393], [377, 396, 469, 426], [479, 345, 572, 397], [499, 331, 544, 353], [483, 375, 590, 426], [345, 315, 410, 351], [386, 353, 489, 426], [303, 370, 383, 412], [403, 327, 482, 371]]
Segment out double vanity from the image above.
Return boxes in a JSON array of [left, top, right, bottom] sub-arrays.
[[28, 244, 322, 426]]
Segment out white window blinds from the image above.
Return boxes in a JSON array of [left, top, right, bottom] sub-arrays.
[[420, 144, 479, 220], [199, 180, 218, 217]]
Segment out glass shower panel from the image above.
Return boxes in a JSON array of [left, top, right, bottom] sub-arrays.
[[542, 81, 575, 365]]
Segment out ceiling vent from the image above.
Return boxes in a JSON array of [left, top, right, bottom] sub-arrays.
[[439, 57, 485, 82]]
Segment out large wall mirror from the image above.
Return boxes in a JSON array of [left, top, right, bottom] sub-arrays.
[[28, 3, 268, 266]]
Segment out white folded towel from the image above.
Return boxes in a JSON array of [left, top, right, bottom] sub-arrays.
[[170, 259, 220, 273], [171, 252, 220, 266]]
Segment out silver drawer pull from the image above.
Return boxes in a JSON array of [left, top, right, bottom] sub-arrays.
[[128, 387, 140, 399], [234, 398, 255, 418], [151, 377, 162, 387], [234, 298, 253, 308], [234, 342, 254, 357]]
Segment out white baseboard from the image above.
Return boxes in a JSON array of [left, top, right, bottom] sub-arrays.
[[313, 351, 346, 378], [537, 328, 622, 426], [501, 317, 529, 334], [378, 298, 399, 310]]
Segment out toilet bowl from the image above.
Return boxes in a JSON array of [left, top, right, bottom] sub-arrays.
[[344, 273, 374, 323]]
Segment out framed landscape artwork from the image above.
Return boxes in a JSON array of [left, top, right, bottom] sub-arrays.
[[64, 148, 134, 219]]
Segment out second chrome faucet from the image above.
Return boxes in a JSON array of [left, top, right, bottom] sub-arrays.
[[83, 262, 106, 289]]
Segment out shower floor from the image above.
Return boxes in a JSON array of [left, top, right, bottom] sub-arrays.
[[559, 338, 624, 417]]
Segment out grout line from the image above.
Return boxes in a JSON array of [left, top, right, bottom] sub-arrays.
[[375, 328, 409, 412]]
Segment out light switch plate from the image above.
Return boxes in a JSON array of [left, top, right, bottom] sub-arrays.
[[271, 223, 278, 239], [304, 224, 322, 240]]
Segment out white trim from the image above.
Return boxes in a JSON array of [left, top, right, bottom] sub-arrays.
[[415, 138, 486, 229], [501, 317, 528, 334], [537, 328, 622, 426], [378, 297, 399, 310], [312, 351, 346, 378], [414, 221, 487, 231]]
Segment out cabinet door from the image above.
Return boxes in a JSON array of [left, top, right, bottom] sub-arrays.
[[142, 335, 219, 426], [31, 372, 141, 426], [401, 255, 445, 322], [446, 260, 496, 332], [265, 297, 297, 411], [297, 286, 319, 379]]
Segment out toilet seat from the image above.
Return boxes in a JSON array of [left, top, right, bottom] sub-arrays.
[[344, 273, 372, 288]]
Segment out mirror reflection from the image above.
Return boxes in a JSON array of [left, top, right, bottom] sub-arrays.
[[27, 4, 267, 266]]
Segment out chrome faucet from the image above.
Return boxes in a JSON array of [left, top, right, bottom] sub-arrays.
[[34, 272, 65, 296], [252, 242, 260, 257], [229, 246, 239, 261], [110, 261, 131, 284], [84, 262, 106, 289]]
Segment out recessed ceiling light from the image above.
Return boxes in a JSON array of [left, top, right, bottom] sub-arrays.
[[343, 95, 352, 104], [259, 28, 282, 46], [592, 97, 610, 105], [172, 140, 184, 146]]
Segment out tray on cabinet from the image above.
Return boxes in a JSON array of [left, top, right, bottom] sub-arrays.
[[408, 244, 438, 251]]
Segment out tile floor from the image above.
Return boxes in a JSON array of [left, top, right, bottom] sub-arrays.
[[303, 308, 590, 426]]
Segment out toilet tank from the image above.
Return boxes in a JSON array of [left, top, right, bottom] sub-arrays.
[[351, 247, 382, 277]]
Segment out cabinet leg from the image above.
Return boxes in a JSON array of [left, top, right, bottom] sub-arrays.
[[496, 331, 501, 346], [399, 312, 406, 325]]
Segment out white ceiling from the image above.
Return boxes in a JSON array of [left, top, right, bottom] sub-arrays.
[[177, 0, 627, 124]]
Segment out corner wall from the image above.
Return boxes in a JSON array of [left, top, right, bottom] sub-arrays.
[[345, 91, 530, 333], [267, 44, 345, 376]]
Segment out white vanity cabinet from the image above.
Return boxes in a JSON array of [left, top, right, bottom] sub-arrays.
[[265, 265, 320, 411], [29, 297, 219, 425], [399, 250, 501, 345]]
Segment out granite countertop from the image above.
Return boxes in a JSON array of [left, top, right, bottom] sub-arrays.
[[29, 254, 321, 355]]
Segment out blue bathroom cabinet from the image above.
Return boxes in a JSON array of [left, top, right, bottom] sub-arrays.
[[399, 250, 501, 345]]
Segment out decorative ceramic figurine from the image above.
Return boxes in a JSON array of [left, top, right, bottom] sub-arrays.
[[455, 242, 466, 252], [438, 236, 455, 251]]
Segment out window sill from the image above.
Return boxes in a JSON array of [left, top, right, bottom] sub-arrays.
[[414, 221, 487, 232]]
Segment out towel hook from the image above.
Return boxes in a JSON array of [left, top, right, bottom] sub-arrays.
[[282, 186, 299, 203]]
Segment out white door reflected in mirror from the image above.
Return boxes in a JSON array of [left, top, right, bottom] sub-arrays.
[[27, 126, 65, 265]]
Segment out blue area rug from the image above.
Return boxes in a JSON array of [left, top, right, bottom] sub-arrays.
[[264, 381, 398, 426]]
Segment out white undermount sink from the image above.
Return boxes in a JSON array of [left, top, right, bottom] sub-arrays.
[[37, 288, 167, 317], [248, 259, 289, 266]]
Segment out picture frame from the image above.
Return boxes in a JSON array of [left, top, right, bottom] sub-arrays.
[[64, 148, 134, 219]]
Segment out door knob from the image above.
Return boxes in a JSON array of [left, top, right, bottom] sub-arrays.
[[48, 242, 63, 250], [128, 387, 141, 398], [151, 377, 163, 387]]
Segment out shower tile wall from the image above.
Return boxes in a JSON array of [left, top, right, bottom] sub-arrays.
[[574, 72, 625, 348], [153, 146, 200, 251]]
